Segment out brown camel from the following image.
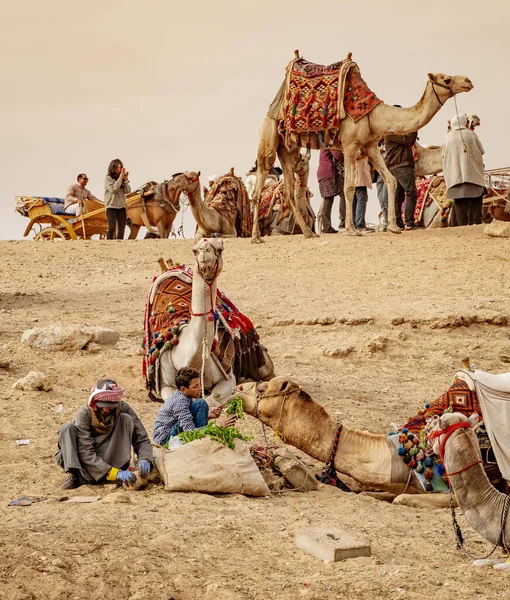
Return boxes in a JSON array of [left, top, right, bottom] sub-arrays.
[[428, 412, 510, 552], [236, 377, 452, 508], [251, 51, 473, 242], [126, 181, 182, 239], [171, 171, 250, 238]]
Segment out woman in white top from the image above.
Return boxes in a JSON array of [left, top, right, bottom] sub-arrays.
[[245, 160, 280, 200]]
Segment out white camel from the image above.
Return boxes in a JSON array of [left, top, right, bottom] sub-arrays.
[[158, 238, 274, 405]]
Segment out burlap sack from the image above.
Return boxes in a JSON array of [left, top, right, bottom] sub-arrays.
[[153, 438, 270, 496]]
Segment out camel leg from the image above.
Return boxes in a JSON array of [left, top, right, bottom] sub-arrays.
[[342, 145, 360, 236], [364, 144, 400, 235], [277, 145, 317, 239], [251, 117, 279, 244], [128, 223, 141, 240], [393, 493, 456, 509]]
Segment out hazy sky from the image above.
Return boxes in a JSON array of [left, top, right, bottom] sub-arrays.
[[2, 0, 509, 240]]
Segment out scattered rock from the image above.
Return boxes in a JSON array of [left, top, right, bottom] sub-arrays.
[[484, 220, 510, 238], [260, 469, 287, 492], [102, 491, 132, 504], [342, 317, 374, 326], [274, 455, 318, 492], [501, 354, 510, 364], [85, 342, 102, 354], [322, 346, 354, 358], [391, 317, 405, 326], [272, 319, 295, 327], [282, 353, 296, 359], [366, 336, 388, 353], [21, 324, 120, 352], [295, 526, 371, 562], [397, 331, 408, 341], [13, 371, 53, 391], [0, 360, 10, 370]]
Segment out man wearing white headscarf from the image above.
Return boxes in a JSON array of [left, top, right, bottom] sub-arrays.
[[442, 114, 485, 226]]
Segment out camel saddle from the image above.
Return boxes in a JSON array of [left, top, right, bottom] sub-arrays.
[[204, 173, 252, 237], [269, 56, 382, 149]]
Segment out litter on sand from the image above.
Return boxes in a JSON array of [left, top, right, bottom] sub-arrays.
[[8, 496, 47, 507], [59, 496, 101, 503], [15, 439, 31, 446]]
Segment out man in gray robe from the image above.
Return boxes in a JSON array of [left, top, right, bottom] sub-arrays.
[[55, 378, 153, 490]]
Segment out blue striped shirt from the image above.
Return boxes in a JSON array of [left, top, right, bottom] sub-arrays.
[[153, 390, 196, 444]]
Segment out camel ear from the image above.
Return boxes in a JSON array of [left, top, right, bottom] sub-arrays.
[[197, 171, 201, 177], [468, 413, 480, 428], [428, 73, 437, 82]]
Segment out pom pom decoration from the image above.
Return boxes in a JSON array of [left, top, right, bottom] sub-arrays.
[[416, 462, 425, 474], [397, 447, 406, 456], [398, 434, 408, 444], [402, 428, 408, 434], [424, 457, 435, 468], [436, 464, 446, 476], [171, 326, 180, 335], [424, 468, 434, 480], [425, 482, 434, 492], [403, 455, 411, 464], [408, 459, 417, 468], [170, 337, 179, 346]]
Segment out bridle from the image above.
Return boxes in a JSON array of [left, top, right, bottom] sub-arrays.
[[429, 79, 453, 107], [427, 419, 510, 558], [183, 173, 200, 196], [190, 242, 221, 318], [252, 382, 350, 492]]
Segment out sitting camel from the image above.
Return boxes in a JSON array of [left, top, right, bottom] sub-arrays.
[[171, 170, 251, 239], [237, 376, 478, 509], [155, 238, 274, 405], [428, 412, 510, 554], [126, 181, 182, 239]]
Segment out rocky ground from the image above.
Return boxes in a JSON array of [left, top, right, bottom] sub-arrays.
[[1, 226, 510, 599]]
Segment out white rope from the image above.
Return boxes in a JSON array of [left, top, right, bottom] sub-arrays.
[[200, 279, 209, 396]]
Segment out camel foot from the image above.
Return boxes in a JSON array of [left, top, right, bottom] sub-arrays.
[[393, 493, 454, 509], [345, 229, 361, 237], [473, 558, 507, 568], [387, 224, 402, 235], [303, 232, 318, 239], [251, 236, 265, 244]]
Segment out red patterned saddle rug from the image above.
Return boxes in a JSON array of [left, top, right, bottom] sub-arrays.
[[281, 57, 382, 148], [258, 181, 312, 231], [204, 173, 252, 237], [143, 265, 266, 400]]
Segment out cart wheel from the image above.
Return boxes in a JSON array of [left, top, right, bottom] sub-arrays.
[[34, 227, 68, 241]]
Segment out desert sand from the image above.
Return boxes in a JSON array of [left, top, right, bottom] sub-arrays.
[[1, 226, 510, 600]]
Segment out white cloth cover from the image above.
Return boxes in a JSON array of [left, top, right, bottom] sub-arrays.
[[454, 369, 510, 479], [153, 438, 270, 496]]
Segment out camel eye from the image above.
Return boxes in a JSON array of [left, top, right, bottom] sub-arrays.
[[444, 77, 452, 85]]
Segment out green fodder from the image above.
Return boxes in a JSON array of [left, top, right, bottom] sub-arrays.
[[177, 423, 252, 450], [225, 395, 245, 419]]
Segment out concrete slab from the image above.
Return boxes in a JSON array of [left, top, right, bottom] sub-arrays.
[[295, 527, 371, 562], [274, 456, 318, 492]]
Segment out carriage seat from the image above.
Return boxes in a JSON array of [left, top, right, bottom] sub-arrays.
[[40, 197, 75, 216]]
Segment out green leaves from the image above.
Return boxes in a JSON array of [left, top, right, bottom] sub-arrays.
[[225, 395, 245, 420], [178, 423, 252, 450]]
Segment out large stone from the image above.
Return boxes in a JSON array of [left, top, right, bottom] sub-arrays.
[[81, 326, 120, 346], [484, 220, 510, 238], [13, 371, 53, 391], [295, 526, 371, 562], [274, 455, 318, 492], [21, 324, 120, 352]]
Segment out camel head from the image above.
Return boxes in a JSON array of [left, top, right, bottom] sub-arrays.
[[171, 171, 201, 194], [192, 237, 224, 282], [426, 412, 479, 459], [427, 73, 473, 102], [236, 376, 330, 429]]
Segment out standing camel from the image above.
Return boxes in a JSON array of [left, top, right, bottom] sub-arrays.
[[251, 51, 473, 242], [126, 181, 182, 239]]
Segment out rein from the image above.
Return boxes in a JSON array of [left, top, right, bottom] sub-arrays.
[[315, 424, 351, 492], [429, 79, 452, 107], [429, 420, 510, 558]]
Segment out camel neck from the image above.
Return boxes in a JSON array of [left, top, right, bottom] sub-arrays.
[[372, 82, 448, 137], [187, 270, 217, 367], [187, 187, 210, 231], [444, 428, 507, 547]]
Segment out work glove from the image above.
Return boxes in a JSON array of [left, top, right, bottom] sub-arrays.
[[116, 469, 136, 484], [138, 459, 151, 478]]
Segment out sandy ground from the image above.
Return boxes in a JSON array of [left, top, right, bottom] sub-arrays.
[[1, 226, 510, 600]]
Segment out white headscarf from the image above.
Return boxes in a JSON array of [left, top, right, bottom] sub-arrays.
[[450, 114, 468, 130]]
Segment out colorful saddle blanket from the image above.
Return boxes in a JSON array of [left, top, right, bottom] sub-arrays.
[[258, 181, 312, 231], [143, 265, 266, 400], [389, 380, 482, 493], [280, 57, 382, 148], [204, 173, 252, 237]]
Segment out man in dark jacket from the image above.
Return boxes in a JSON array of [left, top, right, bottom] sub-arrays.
[[55, 378, 153, 489], [384, 122, 418, 230]]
